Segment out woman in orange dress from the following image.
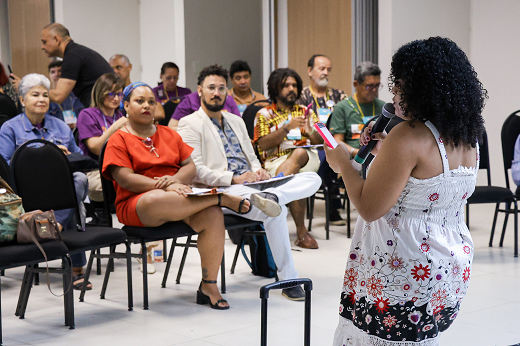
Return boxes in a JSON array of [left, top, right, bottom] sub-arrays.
[[102, 82, 250, 310]]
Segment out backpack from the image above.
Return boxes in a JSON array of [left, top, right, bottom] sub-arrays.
[[240, 225, 277, 278]]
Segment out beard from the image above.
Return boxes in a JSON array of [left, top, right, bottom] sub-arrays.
[[279, 92, 297, 108], [313, 76, 329, 87], [203, 97, 226, 112]]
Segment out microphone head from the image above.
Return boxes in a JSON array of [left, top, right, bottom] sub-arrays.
[[382, 103, 395, 119]]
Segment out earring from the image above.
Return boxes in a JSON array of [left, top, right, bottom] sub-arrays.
[[198, 94, 201, 97]]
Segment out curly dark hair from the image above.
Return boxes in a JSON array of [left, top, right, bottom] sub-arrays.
[[267, 68, 303, 103], [389, 37, 487, 147], [197, 64, 228, 86]]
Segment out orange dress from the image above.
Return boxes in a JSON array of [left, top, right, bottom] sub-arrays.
[[102, 125, 193, 226]]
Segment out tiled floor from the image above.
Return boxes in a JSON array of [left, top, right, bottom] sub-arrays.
[[1, 202, 519, 345]]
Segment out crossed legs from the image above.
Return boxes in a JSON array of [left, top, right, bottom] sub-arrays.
[[136, 190, 250, 308]]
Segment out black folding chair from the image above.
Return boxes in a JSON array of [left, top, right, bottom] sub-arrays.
[[10, 139, 133, 310], [465, 130, 518, 257]]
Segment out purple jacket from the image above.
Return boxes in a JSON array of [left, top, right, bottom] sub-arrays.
[[172, 92, 240, 120]]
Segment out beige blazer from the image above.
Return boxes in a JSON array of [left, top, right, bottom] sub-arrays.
[[177, 107, 262, 187]]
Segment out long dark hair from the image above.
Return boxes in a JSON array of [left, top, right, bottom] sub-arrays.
[[267, 68, 303, 104]]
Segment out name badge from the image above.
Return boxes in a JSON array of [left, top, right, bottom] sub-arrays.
[[317, 108, 331, 123], [287, 127, 302, 140], [237, 104, 247, 116], [351, 123, 364, 134], [62, 110, 76, 124], [158, 89, 164, 97]]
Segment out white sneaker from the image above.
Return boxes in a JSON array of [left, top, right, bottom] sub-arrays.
[[136, 250, 157, 274]]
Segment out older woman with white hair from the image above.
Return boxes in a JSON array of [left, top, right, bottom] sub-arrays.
[[0, 73, 92, 291]]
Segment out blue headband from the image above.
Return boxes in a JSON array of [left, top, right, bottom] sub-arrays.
[[120, 81, 152, 110]]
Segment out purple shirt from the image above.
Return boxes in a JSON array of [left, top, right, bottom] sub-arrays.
[[172, 92, 240, 121], [77, 107, 124, 159], [153, 84, 191, 105]]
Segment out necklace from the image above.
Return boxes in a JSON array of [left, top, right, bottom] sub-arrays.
[[309, 85, 331, 110], [124, 124, 159, 157]]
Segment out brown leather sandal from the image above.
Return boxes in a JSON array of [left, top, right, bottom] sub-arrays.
[[295, 233, 319, 249]]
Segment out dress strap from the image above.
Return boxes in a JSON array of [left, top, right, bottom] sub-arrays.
[[424, 121, 450, 177]]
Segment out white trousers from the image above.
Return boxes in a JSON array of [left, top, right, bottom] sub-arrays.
[[222, 172, 321, 280]]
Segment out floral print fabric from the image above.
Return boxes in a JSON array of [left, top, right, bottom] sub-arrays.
[[334, 121, 478, 346]]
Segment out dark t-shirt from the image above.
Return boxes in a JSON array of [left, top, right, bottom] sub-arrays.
[[60, 40, 112, 107]]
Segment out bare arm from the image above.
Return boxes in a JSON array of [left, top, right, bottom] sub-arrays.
[[324, 123, 417, 222], [168, 118, 179, 131], [49, 78, 76, 104], [110, 165, 159, 194], [333, 133, 359, 159], [84, 117, 127, 156], [155, 102, 165, 122]]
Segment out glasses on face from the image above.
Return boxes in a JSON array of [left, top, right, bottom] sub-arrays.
[[204, 85, 228, 95], [142, 137, 159, 157], [363, 83, 383, 91], [107, 92, 123, 99]]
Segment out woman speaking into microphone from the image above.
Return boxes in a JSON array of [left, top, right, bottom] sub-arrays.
[[325, 37, 486, 345]]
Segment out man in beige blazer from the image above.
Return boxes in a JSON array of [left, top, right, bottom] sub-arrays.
[[177, 65, 321, 301]]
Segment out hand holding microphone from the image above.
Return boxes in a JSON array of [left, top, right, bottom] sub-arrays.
[[354, 103, 395, 164]]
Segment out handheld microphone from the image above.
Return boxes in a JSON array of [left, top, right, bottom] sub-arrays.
[[354, 103, 395, 164]]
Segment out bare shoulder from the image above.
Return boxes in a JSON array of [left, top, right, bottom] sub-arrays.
[[384, 120, 434, 149]]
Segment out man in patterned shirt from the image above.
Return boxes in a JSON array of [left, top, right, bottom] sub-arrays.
[[177, 65, 321, 300], [298, 54, 347, 226], [254, 68, 323, 249]]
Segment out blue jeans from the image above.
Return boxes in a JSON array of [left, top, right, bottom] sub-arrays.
[[54, 171, 88, 267], [317, 150, 342, 211]]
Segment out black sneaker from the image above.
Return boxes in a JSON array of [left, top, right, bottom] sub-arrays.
[[329, 210, 346, 226], [250, 192, 282, 217], [282, 285, 305, 301]]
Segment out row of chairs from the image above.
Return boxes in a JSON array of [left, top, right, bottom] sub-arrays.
[[0, 138, 262, 342], [466, 111, 520, 257]]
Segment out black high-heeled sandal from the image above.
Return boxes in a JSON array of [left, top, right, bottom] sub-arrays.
[[217, 194, 251, 215], [196, 279, 229, 310]]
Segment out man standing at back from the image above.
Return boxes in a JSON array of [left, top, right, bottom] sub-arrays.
[[41, 23, 112, 107]]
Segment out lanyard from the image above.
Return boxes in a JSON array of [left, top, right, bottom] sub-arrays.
[[162, 85, 178, 102], [57, 95, 72, 112], [309, 85, 330, 110], [351, 93, 375, 119]]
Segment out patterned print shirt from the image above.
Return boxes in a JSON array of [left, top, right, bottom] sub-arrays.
[[210, 117, 251, 175], [253, 103, 319, 162]]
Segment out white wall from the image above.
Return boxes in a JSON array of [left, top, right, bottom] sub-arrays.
[[139, 0, 186, 88], [55, 0, 142, 83], [378, 0, 471, 103], [470, 0, 520, 187], [0, 0, 10, 67]]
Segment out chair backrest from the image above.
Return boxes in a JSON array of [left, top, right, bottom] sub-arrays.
[[10, 139, 81, 227], [160, 99, 180, 126], [501, 110, 520, 189], [476, 129, 493, 186], [242, 99, 271, 140], [98, 141, 117, 227], [0, 154, 10, 185]]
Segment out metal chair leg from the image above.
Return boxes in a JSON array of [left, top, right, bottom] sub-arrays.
[[62, 255, 75, 329], [161, 239, 177, 288], [96, 249, 102, 275], [162, 239, 168, 263], [489, 203, 501, 246], [346, 197, 351, 238], [125, 242, 133, 311], [15, 265, 35, 318], [221, 252, 226, 294], [79, 251, 96, 302], [230, 235, 245, 274], [499, 202, 511, 247], [176, 236, 192, 284], [141, 241, 149, 310], [514, 201, 518, 258]]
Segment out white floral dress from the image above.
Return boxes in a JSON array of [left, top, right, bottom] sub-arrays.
[[333, 121, 478, 346]]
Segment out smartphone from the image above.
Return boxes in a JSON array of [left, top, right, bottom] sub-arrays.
[[7, 64, 14, 79], [314, 122, 338, 149], [304, 103, 312, 117]]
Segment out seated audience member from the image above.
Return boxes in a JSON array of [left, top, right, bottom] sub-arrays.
[[102, 82, 251, 309], [0, 73, 90, 290], [153, 62, 191, 105], [41, 23, 112, 108], [76, 73, 126, 202], [329, 61, 385, 165], [168, 91, 240, 131], [178, 65, 321, 301], [46, 59, 84, 128], [0, 62, 21, 124], [254, 68, 323, 249], [298, 54, 347, 225], [228, 60, 266, 115], [512, 134, 520, 186], [109, 54, 133, 88]]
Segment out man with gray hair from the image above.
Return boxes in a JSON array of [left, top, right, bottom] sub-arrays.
[[328, 61, 386, 160], [109, 54, 133, 88], [41, 23, 112, 107]]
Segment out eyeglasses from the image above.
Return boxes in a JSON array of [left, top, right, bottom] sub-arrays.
[[107, 92, 123, 99], [142, 137, 159, 157], [204, 85, 228, 95], [363, 83, 383, 91]]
